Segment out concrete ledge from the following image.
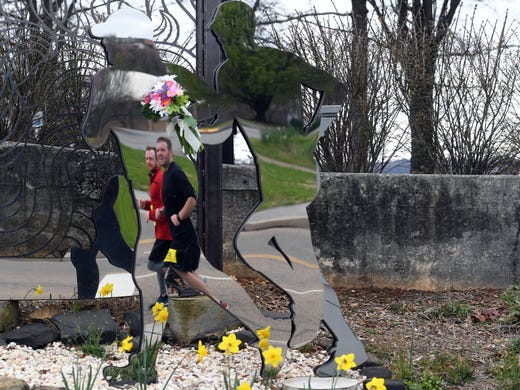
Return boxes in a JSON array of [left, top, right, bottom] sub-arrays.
[[308, 173, 520, 290]]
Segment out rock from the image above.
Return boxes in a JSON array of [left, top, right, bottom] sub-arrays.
[[50, 308, 118, 345], [167, 295, 242, 345], [0, 377, 29, 390], [383, 378, 406, 390], [233, 329, 257, 345], [122, 309, 141, 337], [358, 353, 382, 367], [0, 301, 19, 333], [360, 365, 393, 379], [27, 305, 62, 321], [2, 323, 59, 349]]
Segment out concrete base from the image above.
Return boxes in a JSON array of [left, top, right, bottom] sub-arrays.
[[167, 295, 241, 345]]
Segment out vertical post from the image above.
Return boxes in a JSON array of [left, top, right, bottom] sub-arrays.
[[196, 0, 223, 270]]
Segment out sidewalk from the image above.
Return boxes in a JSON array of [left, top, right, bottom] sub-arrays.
[[243, 203, 309, 231]]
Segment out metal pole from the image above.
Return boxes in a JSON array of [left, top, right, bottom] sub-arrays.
[[196, 0, 223, 270]]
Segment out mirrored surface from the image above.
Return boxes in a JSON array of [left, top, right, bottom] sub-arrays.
[[0, 1, 367, 372]]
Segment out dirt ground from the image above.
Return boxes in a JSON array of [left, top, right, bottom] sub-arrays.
[[336, 287, 519, 389], [239, 276, 520, 389]]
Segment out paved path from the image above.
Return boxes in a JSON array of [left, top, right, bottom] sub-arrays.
[[256, 153, 317, 174]]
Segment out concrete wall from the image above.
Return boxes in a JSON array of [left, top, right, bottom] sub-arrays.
[[222, 164, 259, 267], [307, 173, 520, 290]]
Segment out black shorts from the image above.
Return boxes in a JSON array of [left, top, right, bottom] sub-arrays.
[[170, 239, 200, 273], [148, 239, 172, 263]]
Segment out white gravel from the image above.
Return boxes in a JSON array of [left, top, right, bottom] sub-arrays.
[[0, 340, 364, 389]]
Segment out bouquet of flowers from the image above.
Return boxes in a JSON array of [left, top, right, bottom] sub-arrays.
[[141, 75, 203, 155]]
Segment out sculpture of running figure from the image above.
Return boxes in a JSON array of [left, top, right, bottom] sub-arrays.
[[203, 2, 368, 375], [81, 3, 368, 377]]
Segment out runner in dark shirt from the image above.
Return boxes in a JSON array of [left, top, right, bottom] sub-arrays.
[[155, 136, 226, 307]]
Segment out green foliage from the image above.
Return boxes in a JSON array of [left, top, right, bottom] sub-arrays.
[[78, 328, 107, 359], [509, 337, 520, 354], [62, 363, 102, 390], [113, 176, 139, 249], [67, 325, 107, 359], [393, 348, 415, 383], [414, 352, 474, 387], [501, 285, 520, 324], [490, 338, 520, 389], [422, 301, 470, 321], [104, 343, 159, 386], [407, 375, 443, 390], [392, 339, 474, 389]]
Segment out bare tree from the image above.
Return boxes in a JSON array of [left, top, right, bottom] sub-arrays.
[[0, 0, 197, 141], [268, 5, 406, 172], [349, 0, 370, 172], [369, 0, 462, 173], [433, 15, 520, 174]]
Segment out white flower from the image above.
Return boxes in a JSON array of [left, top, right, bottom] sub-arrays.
[[161, 74, 177, 82], [150, 98, 165, 115]]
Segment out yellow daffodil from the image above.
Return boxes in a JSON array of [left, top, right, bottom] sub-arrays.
[[256, 325, 271, 340], [237, 382, 252, 390], [98, 282, 114, 297], [33, 285, 43, 296], [151, 301, 165, 316], [154, 307, 169, 323], [366, 377, 386, 390], [218, 333, 242, 356], [335, 353, 356, 372], [119, 335, 133, 353], [258, 337, 269, 351], [197, 340, 207, 363], [262, 345, 283, 368]]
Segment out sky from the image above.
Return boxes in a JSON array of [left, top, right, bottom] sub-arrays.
[[276, 0, 519, 24]]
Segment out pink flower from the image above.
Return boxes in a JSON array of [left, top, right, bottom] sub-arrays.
[[166, 81, 183, 97]]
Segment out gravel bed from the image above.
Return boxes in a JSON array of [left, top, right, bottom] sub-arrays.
[[0, 339, 362, 389]]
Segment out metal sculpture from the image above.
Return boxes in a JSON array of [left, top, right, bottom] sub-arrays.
[[0, 1, 368, 383]]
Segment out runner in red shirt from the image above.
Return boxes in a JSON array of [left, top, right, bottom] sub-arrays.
[[139, 146, 172, 306]]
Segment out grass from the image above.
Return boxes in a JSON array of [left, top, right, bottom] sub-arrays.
[[249, 127, 318, 170], [120, 131, 318, 209], [389, 285, 520, 389], [257, 159, 316, 209], [421, 301, 471, 321], [77, 327, 107, 359], [393, 346, 475, 389], [120, 143, 198, 192]]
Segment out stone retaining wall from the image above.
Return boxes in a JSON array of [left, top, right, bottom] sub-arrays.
[[307, 173, 520, 290], [222, 164, 259, 267]]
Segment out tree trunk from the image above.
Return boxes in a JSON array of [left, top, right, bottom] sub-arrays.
[[409, 80, 436, 173], [347, 0, 370, 172]]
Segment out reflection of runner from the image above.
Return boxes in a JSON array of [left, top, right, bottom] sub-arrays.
[[156, 136, 226, 307], [139, 146, 172, 306]]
